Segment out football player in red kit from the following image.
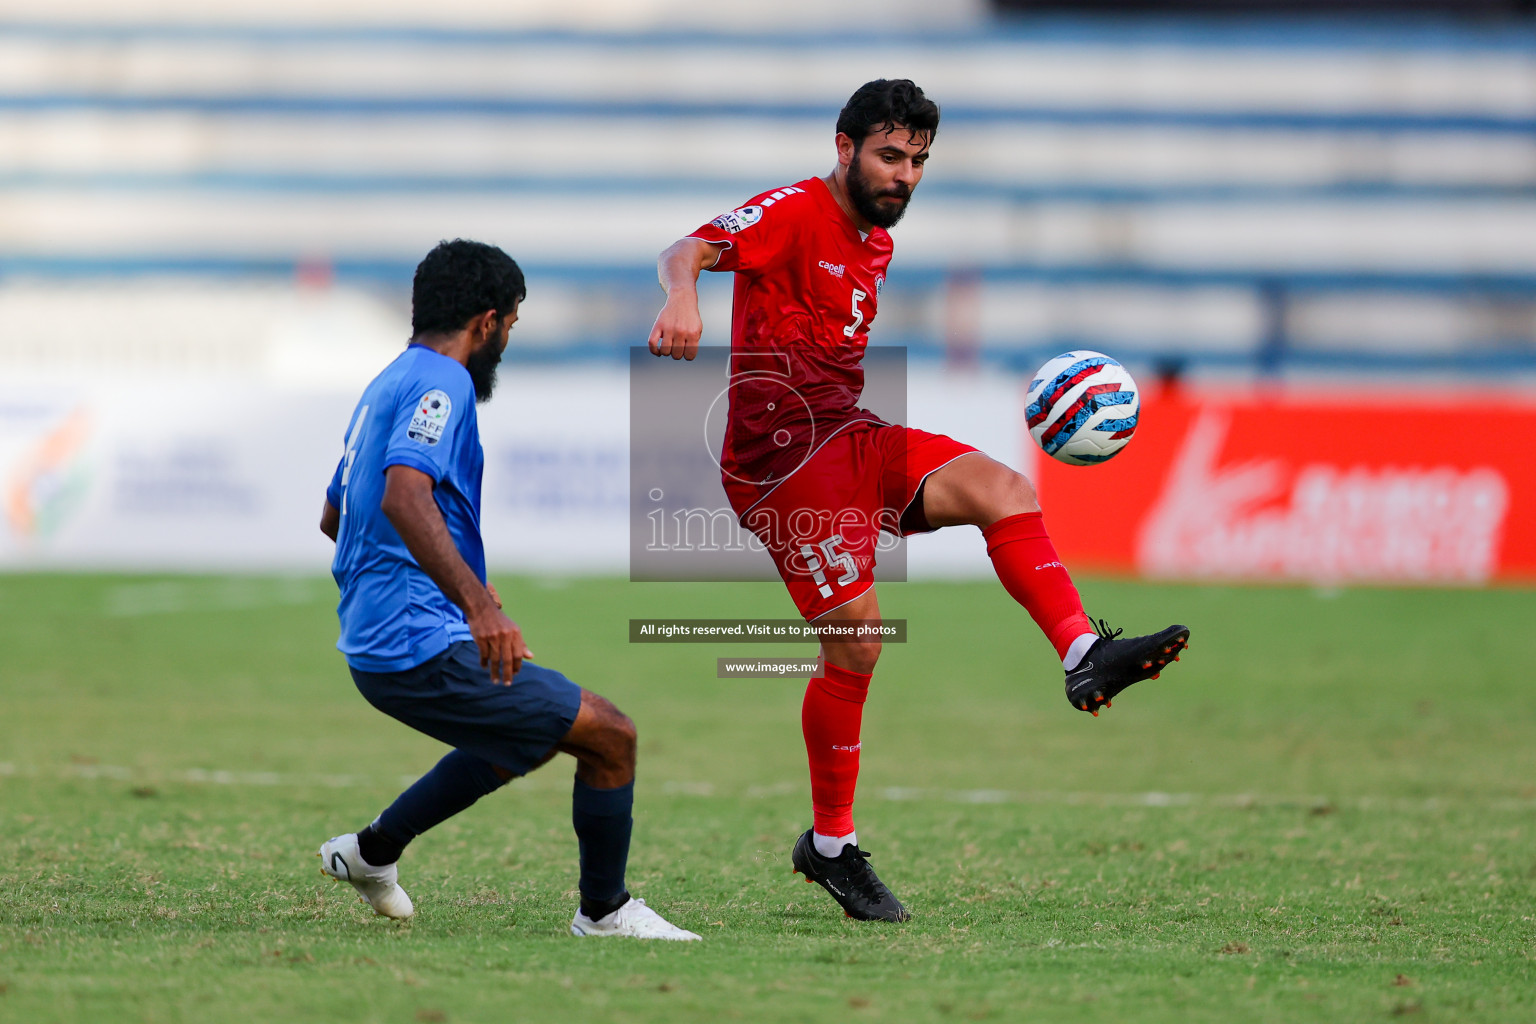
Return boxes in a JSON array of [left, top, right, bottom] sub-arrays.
[[649, 79, 1189, 922]]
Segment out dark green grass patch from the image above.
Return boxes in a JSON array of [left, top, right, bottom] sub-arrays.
[[1, 574, 1533, 1022]]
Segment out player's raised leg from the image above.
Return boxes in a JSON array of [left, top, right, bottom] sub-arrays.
[[790, 587, 910, 923], [920, 452, 1189, 714]]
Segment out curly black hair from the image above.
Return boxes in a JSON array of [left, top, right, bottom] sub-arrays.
[[410, 239, 526, 337], [835, 79, 940, 149]]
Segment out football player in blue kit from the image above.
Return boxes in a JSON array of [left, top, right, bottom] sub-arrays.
[[316, 239, 698, 940]]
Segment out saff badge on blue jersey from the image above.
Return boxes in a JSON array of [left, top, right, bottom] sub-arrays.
[[407, 389, 453, 446]]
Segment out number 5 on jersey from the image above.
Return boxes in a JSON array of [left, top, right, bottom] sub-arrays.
[[843, 288, 869, 339]]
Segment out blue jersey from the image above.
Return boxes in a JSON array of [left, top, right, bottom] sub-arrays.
[[326, 345, 485, 673]]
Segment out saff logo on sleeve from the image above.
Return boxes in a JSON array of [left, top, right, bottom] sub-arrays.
[[407, 390, 452, 446], [710, 205, 763, 234]]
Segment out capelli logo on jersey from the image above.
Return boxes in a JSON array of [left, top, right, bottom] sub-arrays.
[[818, 261, 845, 278], [831, 742, 862, 753], [1035, 561, 1065, 571]]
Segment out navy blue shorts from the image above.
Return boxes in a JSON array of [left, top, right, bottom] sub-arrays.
[[350, 642, 583, 777]]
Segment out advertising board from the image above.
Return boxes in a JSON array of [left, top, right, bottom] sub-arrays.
[[1035, 385, 1536, 586]]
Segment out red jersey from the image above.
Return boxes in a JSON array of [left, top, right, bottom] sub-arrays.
[[691, 176, 893, 491]]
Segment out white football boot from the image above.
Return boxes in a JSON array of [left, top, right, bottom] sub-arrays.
[[570, 897, 701, 940], [318, 833, 415, 920]]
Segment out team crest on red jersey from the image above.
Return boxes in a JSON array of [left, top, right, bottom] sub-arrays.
[[711, 205, 764, 234]]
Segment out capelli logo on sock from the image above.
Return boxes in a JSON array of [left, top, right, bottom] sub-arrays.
[[1035, 561, 1065, 570], [831, 742, 862, 753]]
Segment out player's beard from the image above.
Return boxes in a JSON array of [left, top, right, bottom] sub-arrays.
[[846, 151, 912, 230], [466, 337, 502, 403]]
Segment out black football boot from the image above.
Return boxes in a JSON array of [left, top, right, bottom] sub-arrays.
[[791, 830, 911, 922], [1064, 618, 1190, 716]]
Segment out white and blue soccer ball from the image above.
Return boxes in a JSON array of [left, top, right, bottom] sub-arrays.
[[1025, 350, 1140, 466]]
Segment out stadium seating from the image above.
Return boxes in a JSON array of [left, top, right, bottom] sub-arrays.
[[2, 19, 1534, 378]]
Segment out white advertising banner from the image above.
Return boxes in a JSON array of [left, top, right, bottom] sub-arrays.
[[0, 371, 354, 571], [0, 363, 1023, 578]]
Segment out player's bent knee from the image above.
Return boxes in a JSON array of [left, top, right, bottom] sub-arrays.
[[1004, 470, 1040, 513], [588, 701, 637, 770], [824, 639, 881, 676], [606, 713, 638, 768], [976, 464, 1038, 522], [563, 691, 635, 768]]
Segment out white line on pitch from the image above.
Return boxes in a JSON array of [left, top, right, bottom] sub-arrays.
[[3, 761, 1533, 813]]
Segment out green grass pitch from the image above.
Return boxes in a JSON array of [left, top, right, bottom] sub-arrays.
[[2, 572, 1534, 1023]]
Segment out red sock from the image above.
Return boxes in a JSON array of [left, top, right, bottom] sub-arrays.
[[801, 662, 871, 839], [983, 511, 1094, 660]]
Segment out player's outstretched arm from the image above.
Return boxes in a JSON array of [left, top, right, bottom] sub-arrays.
[[380, 464, 532, 684], [649, 237, 725, 361]]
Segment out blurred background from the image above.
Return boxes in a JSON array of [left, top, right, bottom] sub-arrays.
[[2, 0, 1534, 583]]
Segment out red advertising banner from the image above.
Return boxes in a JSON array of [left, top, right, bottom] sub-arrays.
[[1033, 385, 1536, 586]]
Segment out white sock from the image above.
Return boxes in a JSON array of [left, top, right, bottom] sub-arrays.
[[1062, 631, 1100, 672], [813, 830, 856, 859]]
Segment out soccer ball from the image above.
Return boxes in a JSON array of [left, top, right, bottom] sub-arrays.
[[1025, 350, 1140, 466]]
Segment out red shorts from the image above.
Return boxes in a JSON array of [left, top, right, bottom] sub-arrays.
[[723, 423, 978, 620]]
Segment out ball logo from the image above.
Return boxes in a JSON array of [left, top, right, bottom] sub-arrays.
[[1026, 351, 1139, 466], [711, 205, 764, 234], [407, 389, 453, 446]]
